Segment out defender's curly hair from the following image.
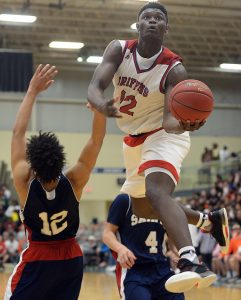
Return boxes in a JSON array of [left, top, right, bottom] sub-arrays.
[[138, 2, 168, 23], [26, 131, 66, 183]]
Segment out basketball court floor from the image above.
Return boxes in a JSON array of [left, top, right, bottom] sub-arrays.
[[1, 272, 241, 300]]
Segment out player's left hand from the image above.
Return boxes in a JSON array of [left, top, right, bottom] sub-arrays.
[[117, 245, 136, 269], [28, 64, 58, 95], [180, 119, 206, 131]]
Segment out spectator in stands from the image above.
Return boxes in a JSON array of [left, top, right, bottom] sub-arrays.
[[212, 244, 226, 281], [83, 235, 99, 268], [18, 235, 28, 254], [234, 209, 241, 227], [225, 223, 241, 281], [97, 242, 110, 268], [199, 148, 212, 183], [16, 223, 25, 241], [0, 185, 11, 212], [4, 199, 20, 220], [4, 233, 19, 264], [219, 146, 230, 162], [0, 205, 8, 225], [197, 231, 217, 270], [0, 235, 9, 271], [207, 188, 221, 210], [201, 147, 212, 163], [0, 222, 5, 235], [211, 143, 219, 161], [1, 185, 11, 201]]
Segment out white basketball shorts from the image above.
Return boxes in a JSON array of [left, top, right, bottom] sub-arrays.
[[120, 128, 190, 198]]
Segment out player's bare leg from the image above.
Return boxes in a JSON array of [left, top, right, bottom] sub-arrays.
[[145, 172, 192, 249], [142, 172, 216, 292], [132, 197, 229, 255]]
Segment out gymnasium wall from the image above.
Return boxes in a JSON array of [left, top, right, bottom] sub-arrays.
[[0, 70, 241, 136]]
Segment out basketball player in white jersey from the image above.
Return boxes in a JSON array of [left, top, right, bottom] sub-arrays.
[[87, 2, 229, 293]]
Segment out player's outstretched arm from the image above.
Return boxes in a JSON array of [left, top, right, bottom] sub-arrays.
[[102, 222, 136, 269], [11, 64, 58, 202], [65, 109, 106, 200], [87, 40, 122, 117]]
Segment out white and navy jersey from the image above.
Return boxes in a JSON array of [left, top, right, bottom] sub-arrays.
[[21, 174, 79, 242], [113, 39, 182, 135], [107, 194, 167, 264]]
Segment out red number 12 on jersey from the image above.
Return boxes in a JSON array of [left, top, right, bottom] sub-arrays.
[[119, 90, 137, 116]]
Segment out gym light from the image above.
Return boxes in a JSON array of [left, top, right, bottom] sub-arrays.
[[0, 14, 37, 23], [49, 41, 84, 49], [219, 63, 241, 71], [130, 23, 137, 30], [77, 57, 83, 62], [86, 56, 103, 64]]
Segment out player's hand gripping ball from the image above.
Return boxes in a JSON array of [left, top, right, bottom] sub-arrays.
[[169, 79, 214, 123]]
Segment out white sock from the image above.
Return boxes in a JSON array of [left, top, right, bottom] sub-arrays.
[[178, 246, 198, 262], [196, 213, 211, 231], [226, 271, 232, 278], [232, 271, 237, 278]]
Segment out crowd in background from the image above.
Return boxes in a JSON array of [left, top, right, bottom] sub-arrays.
[[186, 164, 241, 286], [0, 159, 241, 287], [201, 143, 238, 164]]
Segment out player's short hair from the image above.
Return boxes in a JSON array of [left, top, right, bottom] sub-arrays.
[[138, 2, 168, 23], [26, 131, 66, 183]]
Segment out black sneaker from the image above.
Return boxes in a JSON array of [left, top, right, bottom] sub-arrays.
[[165, 258, 217, 293], [208, 208, 230, 254]]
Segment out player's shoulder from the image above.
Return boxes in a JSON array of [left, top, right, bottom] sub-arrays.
[[160, 46, 182, 64], [163, 46, 179, 57], [113, 193, 130, 204], [116, 39, 138, 53], [111, 194, 131, 211]]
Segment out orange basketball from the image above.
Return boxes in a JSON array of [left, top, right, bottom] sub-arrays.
[[169, 79, 214, 123]]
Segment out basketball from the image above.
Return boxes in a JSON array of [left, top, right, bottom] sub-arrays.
[[169, 79, 214, 123]]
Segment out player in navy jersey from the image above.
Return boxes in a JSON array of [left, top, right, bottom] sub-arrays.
[[4, 64, 106, 300], [88, 1, 229, 293], [103, 193, 184, 300]]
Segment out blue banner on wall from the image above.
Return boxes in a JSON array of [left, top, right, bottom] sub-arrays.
[[0, 51, 33, 92], [93, 167, 126, 174]]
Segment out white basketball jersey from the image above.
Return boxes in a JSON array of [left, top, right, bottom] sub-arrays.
[[113, 40, 182, 135]]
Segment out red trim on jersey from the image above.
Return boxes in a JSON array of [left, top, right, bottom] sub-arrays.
[[116, 262, 122, 295], [123, 127, 163, 147], [124, 41, 182, 75], [138, 160, 179, 183], [156, 47, 182, 65], [159, 57, 182, 93], [111, 250, 122, 296], [11, 260, 27, 294], [126, 39, 138, 51]]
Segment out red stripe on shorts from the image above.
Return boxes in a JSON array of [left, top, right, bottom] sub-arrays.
[[123, 127, 163, 147], [11, 260, 27, 294], [138, 160, 179, 183]]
